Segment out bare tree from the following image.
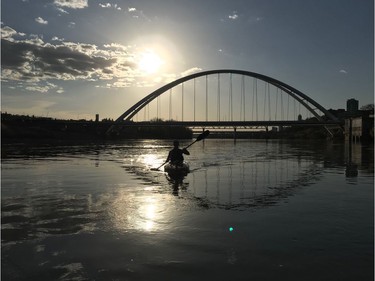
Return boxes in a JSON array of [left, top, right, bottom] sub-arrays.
[[360, 104, 374, 111]]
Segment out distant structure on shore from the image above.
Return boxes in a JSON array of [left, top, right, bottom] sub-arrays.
[[346, 98, 359, 115], [330, 98, 374, 142]]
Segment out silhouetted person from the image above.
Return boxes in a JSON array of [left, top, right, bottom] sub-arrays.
[[166, 140, 190, 166]]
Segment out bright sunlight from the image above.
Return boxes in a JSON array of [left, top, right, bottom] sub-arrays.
[[138, 51, 164, 74]]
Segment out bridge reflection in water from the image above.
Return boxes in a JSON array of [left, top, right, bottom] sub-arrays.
[[167, 156, 322, 210]]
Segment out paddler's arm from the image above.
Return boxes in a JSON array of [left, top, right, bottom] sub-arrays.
[[182, 148, 190, 155]]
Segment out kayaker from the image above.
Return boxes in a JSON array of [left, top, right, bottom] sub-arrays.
[[166, 140, 190, 166]]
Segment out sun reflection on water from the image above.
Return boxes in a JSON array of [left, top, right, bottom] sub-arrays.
[[139, 154, 163, 168], [109, 188, 173, 233]]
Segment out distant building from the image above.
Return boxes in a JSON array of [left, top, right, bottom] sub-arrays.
[[347, 98, 359, 115], [345, 111, 374, 142], [95, 114, 99, 122], [327, 108, 346, 120]]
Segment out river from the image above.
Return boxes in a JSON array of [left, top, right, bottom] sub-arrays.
[[1, 139, 374, 281]]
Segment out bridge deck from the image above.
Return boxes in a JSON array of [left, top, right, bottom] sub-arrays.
[[117, 120, 343, 128]]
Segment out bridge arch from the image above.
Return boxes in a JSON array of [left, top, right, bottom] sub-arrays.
[[115, 69, 338, 123]]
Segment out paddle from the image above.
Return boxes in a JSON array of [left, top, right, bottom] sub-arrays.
[[151, 130, 210, 171]]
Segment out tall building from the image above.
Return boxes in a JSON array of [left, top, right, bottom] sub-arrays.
[[346, 98, 359, 115]]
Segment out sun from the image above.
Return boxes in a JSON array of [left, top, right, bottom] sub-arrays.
[[138, 51, 164, 74]]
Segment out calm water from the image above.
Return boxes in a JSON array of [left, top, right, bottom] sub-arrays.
[[1, 139, 374, 281]]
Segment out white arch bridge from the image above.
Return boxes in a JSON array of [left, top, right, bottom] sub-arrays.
[[109, 69, 342, 134]]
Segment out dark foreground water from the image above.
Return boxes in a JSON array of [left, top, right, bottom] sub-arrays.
[[1, 139, 374, 281]]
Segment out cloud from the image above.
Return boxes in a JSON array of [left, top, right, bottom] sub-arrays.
[[99, 3, 122, 10], [99, 3, 111, 8], [339, 69, 348, 74], [1, 25, 188, 92], [52, 36, 65, 41], [1, 26, 137, 89], [126, 7, 150, 21], [25, 82, 64, 93], [53, 0, 88, 9], [228, 11, 239, 20], [35, 17, 48, 25], [1, 26, 18, 38], [181, 67, 202, 77], [56, 7, 69, 14]]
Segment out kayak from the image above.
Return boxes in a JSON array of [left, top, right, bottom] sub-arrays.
[[164, 162, 190, 175]]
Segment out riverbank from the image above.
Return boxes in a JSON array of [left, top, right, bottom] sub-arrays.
[[1, 113, 193, 144]]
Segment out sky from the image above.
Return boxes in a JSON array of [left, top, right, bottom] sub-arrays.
[[1, 0, 374, 120]]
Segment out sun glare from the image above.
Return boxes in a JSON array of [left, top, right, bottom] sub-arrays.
[[141, 154, 160, 167], [138, 51, 164, 74]]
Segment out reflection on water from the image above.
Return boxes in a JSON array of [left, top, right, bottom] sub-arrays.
[[1, 140, 373, 281], [1, 191, 98, 243], [109, 189, 173, 232], [188, 158, 322, 210], [160, 155, 323, 210], [2, 140, 373, 242]]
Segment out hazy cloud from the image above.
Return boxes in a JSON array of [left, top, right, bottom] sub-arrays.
[[35, 17, 48, 25], [54, 0, 88, 9], [25, 82, 63, 93], [126, 7, 150, 21], [181, 67, 202, 77], [339, 69, 348, 74]]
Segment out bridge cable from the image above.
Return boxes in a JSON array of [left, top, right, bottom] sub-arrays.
[[182, 82, 184, 121], [268, 83, 271, 121], [240, 75, 243, 121], [217, 73, 221, 121], [252, 78, 255, 121], [280, 88, 284, 120], [193, 78, 196, 122], [241, 75, 246, 121], [157, 95, 159, 120], [229, 73, 233, 121], [275, 85, 278, 121], [144, 101, 146, 121], [287, 94, 290, 120], [169, 88, 172, 120], [255, 78, 258, 121], [206, 75, 208, 121], [263, 82, 267, 121]]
